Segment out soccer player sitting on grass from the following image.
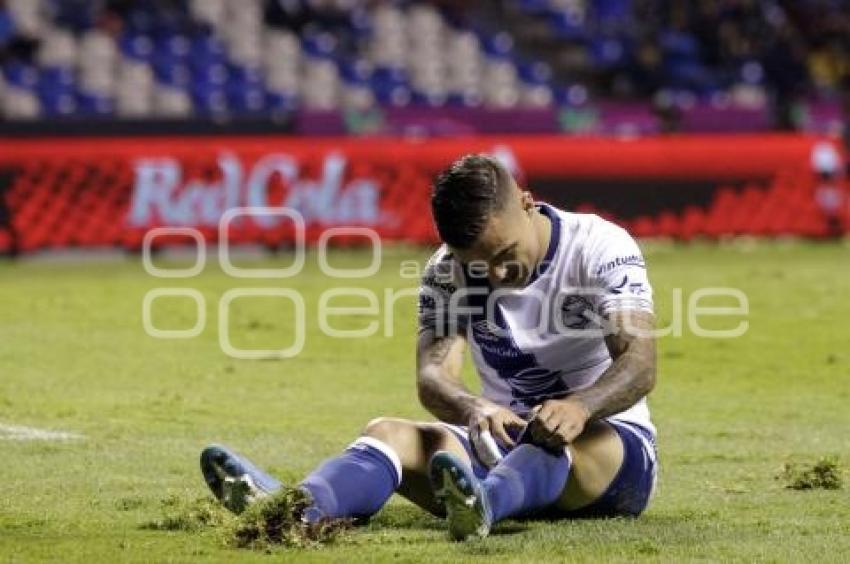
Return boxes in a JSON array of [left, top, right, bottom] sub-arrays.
[[201, 154, 658, 540]]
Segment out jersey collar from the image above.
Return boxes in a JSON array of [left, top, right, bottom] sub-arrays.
[[527, 203, 561, 285]]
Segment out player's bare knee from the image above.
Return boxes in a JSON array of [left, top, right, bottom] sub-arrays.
[[362, 417, 413, 446], [361, 417, 429, 472]]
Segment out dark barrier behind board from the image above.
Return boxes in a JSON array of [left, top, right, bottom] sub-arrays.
[[0, 134, 845, 254]]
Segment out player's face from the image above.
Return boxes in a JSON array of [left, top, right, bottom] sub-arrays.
[[451, 182, 542, 289]]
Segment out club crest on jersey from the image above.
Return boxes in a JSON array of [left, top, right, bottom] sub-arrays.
[[560, 294, 595, 329]]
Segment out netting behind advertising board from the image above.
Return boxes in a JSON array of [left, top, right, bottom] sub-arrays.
[[0, 134, 845, 254]]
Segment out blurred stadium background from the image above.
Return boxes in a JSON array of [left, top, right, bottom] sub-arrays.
[[0, 0, 847, 255]]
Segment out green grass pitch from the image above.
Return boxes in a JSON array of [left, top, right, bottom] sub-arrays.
[[1, 242, 848, 562]]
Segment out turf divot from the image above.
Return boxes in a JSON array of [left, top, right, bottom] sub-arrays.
[[145, 488, 352, 551]]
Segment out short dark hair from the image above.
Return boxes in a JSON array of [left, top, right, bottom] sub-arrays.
[[431, 154, 512, 249]]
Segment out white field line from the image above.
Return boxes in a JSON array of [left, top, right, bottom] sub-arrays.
[[0, 423, 84, 441]]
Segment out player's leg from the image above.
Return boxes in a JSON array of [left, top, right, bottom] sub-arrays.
[[355, 417, 472, 515], [429, 436, 571, 539], [554, 419, 657, 517], [428, 419, 657, 539], [201, 417, 472, 519], [556, 419, 624, 510], [299, 417, 473, 520]]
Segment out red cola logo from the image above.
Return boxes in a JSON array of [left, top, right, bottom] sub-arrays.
[[128, 153, 383, 227]]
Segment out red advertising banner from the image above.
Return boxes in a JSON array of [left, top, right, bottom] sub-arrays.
[[0, 134, 844, 253]]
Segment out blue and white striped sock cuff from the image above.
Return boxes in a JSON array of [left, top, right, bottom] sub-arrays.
[[348, 436, 403, 486]]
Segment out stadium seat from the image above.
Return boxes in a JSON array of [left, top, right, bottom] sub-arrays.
[[7, 0, 825, 118]]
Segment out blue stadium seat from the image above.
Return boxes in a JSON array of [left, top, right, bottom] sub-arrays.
[[480, 31, 515, 58], [589, 37, 627, 68], [154, 60, 191, 88], [189, 34, 228, 67], [192, 86, 228, 115], [37, 68, 77, 117], [76, 92, 114, 116], [228, 85, 268, 114], [229, 65, 265, 87], [0, 8, 15, 44], [192, 62, 229, 87], [40, 89, 77, 117], [226, 65, 267, 114], [370, 68, 410, 105], [592, 0, 632, 25], [370, 66, 409, 89], [518, 61, 553, 85], [39, 66, 76, 90], [372, 84, 411, 106], [156, 34, 191, 59], [120, 34, 155, 62], [339, 59, 371, 85], [553, 83, 590, 107], [267, 91, 299, 111], [302, 32, 338, 59], [4, 62, 39, 88]]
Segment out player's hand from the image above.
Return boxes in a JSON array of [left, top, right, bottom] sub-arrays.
[[527, 397, 590, 451], [468, 399, 527, 450]]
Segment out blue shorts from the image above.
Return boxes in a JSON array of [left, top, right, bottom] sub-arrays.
[[439, 418, 658, 518]]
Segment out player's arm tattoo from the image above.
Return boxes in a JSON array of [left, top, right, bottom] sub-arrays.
[[416, 330, 479, 425], [573, 309, 657, 420]]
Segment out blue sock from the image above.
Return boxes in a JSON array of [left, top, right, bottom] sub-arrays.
[[482, 444, 571, 522], [300, 437, 402, 520]]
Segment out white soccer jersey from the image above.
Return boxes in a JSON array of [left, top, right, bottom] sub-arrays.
[[418, 203, 655, 434]]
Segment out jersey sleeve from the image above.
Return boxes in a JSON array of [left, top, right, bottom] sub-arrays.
[[584, 223, 654, 316], [418, 246, 468, 337]]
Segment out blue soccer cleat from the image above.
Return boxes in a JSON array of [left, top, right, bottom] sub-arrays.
[[429, 451, 494, 540], [200, 444, 283, 514]]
